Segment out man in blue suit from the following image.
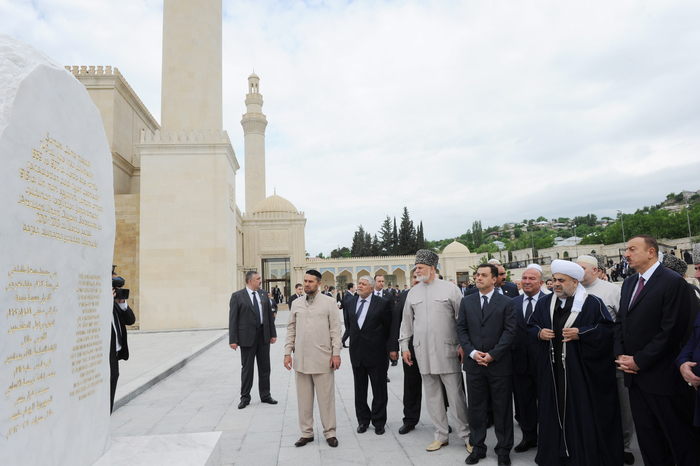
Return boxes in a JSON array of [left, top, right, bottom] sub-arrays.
[[510, 264, 546, 453], [615, 235, 698, 466]]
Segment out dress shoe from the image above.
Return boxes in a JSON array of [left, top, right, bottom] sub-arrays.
[[342, 344, 348, 348], [465, 451, 486, 464], [513, 439, 537, 453], [387, 377, 390, 382], [375, 426, 385, 435], [261, 397, 278, 405], [448, 425, 453, 433], [466, 443, 473, 453], [357, 424, 368, 433], [624, 452, 635, 465], [326, 437, 338, 448], [295, 437, 314, 447], [237, 400, 249, 409], [398, 424, 415, 435], [426, 440, 448, 451], [497, 454, 511, 465]]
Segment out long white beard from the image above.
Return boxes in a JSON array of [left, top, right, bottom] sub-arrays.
[[416, 274, 429, 283]]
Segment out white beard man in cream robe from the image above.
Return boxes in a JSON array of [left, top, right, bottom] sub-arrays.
[[399, 249, 470, 451]]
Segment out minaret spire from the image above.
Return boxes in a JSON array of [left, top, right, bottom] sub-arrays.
[[241, 72, 267, 213]]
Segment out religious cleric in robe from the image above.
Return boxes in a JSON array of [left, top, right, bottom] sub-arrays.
[[527, 260, 623, 466]]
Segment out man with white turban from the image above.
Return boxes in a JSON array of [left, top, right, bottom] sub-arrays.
[[527, 260, 623, 466]]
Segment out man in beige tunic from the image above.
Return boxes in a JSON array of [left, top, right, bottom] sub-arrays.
[[284, 270, 342, 448], [400, 250, 470, 451]]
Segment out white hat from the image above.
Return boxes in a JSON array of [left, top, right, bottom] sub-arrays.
[[576, 255, 598, 267], [487, 259, 501, 265], [551, 260, 584, 281], [526, 263, 543, 273]]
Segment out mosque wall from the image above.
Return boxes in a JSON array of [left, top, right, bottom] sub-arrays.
[[114, 194, 140, 326]]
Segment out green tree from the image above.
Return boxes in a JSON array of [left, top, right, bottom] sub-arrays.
[[392, 217, 399, 255], [472, 220, 483, 247], [398, 207, 416, 255], [378, 216, 393, 254], [415, 221, 426, 250], [350, 225, 366, 257]]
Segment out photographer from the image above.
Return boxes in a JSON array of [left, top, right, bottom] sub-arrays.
[[110, 270, 135, 413]]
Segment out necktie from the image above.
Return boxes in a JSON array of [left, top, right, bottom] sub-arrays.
[[356, 299, 366, 317], [497, 287, 503, 295], [525, 297, 533, 321], [630, 277, 645, 306], [482, 295, 488, 318], [252, 292, 261, 327]]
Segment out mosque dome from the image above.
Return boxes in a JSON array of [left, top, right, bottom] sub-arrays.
[[442, 240, 470, 254], [251, 193, 298, 214], [249, 71, 259, 79]]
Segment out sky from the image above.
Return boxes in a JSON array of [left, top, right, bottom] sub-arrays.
[[2, 0, 699, 255]]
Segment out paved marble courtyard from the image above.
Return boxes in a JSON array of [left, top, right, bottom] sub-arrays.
[[111, 324, 640, 465]]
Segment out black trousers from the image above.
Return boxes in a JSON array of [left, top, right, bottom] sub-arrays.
[[239, 325, 271, 402], [628, 382, 699, 466], [109, 337, 119, 414], [352, 362, 388, 428], [402, 341, 423, 426], [466, 371, 514, 456], [512, 370, 538, 442]]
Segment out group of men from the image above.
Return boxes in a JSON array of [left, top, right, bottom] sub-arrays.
[[228, 236, 700, 466]]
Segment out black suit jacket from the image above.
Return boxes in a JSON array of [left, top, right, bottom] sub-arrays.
[[614, 264, 691, 395], [289, 293, 302, 308], [511, 291, 546, 375], [457, 291, 517, 376], [347, 295, 393, 367], [373, 289, 395, 313], [501, 282, 519, 298], [113, 301, 136, 361], [269, 298, 278, 315], [389, 290, 409, 352], [229, 288, 277, 347]]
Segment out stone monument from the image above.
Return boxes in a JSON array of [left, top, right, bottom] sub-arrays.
[[0, 34, 115, 465]]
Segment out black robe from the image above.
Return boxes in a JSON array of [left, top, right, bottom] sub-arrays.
[[527, 292, 623, 466]]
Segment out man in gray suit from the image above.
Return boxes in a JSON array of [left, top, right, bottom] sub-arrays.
[[399, 250, 470, 452], [229, 270, 278, 409], [457, 263, 516, 466]]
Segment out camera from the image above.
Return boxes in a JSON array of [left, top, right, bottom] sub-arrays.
[[112, 276, 130, 300]]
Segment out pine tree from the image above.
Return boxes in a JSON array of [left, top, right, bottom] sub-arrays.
[[378, 216, 393, 254], [415, 221, 425, 251], [398, 207, 415, 255], [350, 225, 366, 257], [371, 234, 381, 256], [364, 232, 372, 256], [472, 220, 483, 247], [392, 217, 399, 255]]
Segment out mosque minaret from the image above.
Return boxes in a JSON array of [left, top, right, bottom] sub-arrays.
[[241, 72, 268, 213]]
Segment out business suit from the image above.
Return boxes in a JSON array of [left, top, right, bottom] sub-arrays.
[[615, 263, 698, 466], [110, 300, 135, 413], [510, 291, 545, 444], [289, 293, 302, 308], [676, 308, 700, 426], [342, 290, 355, 345], [348, 294, 393, 427], [269, 297, 278, 319], [457, 290, 517, 456], [229, 287, 277, 403], [390, 289, 423, 427]]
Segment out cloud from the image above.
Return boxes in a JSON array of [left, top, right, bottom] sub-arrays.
[[2, 0, 699, 253]]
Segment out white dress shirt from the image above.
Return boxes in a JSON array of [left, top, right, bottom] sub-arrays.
[[355, 294, 372, 329], [246, 287, 263, 323], [522, 293, 541, 319], [629, 260, 660, 306]]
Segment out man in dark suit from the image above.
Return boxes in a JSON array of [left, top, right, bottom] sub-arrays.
[[229, 270, 278, 409], [494, 265, 519, 298], [390, 273, 423, 433], [373, 275, 397, 369], [267, 291, 278, 320], [510, 265, 545, 453], [341, 283, 356, 348], [110, 275, 136, 413], [347, 276, 393, 434], [615, 235, 698, 466], [457, 263, 516, 466], [288, 283, 303, 307]]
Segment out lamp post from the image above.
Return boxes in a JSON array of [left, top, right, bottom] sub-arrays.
[[687, 205, 693, 244], [617, 210, 626, 243], [573, 224, 579, 257]]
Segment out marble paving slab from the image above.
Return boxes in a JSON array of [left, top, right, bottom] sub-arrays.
[[93, 432, 222, 466]]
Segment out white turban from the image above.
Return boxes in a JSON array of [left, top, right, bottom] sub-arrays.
[[551, 260, 584, 281], [551, 260, 587, 313], [576, 255, 598, 268], [526, 263, 543, 274]]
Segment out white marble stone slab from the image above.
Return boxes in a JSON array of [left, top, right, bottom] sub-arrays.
[[93, 432, 222, 466], [0, 34, 115, 465]]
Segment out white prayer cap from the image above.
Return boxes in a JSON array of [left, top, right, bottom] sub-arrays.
[[551, 260, 584, 281], [576, 255, 598, 267], [526, 263, 543, 273], [488, 259, 501, 265]]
